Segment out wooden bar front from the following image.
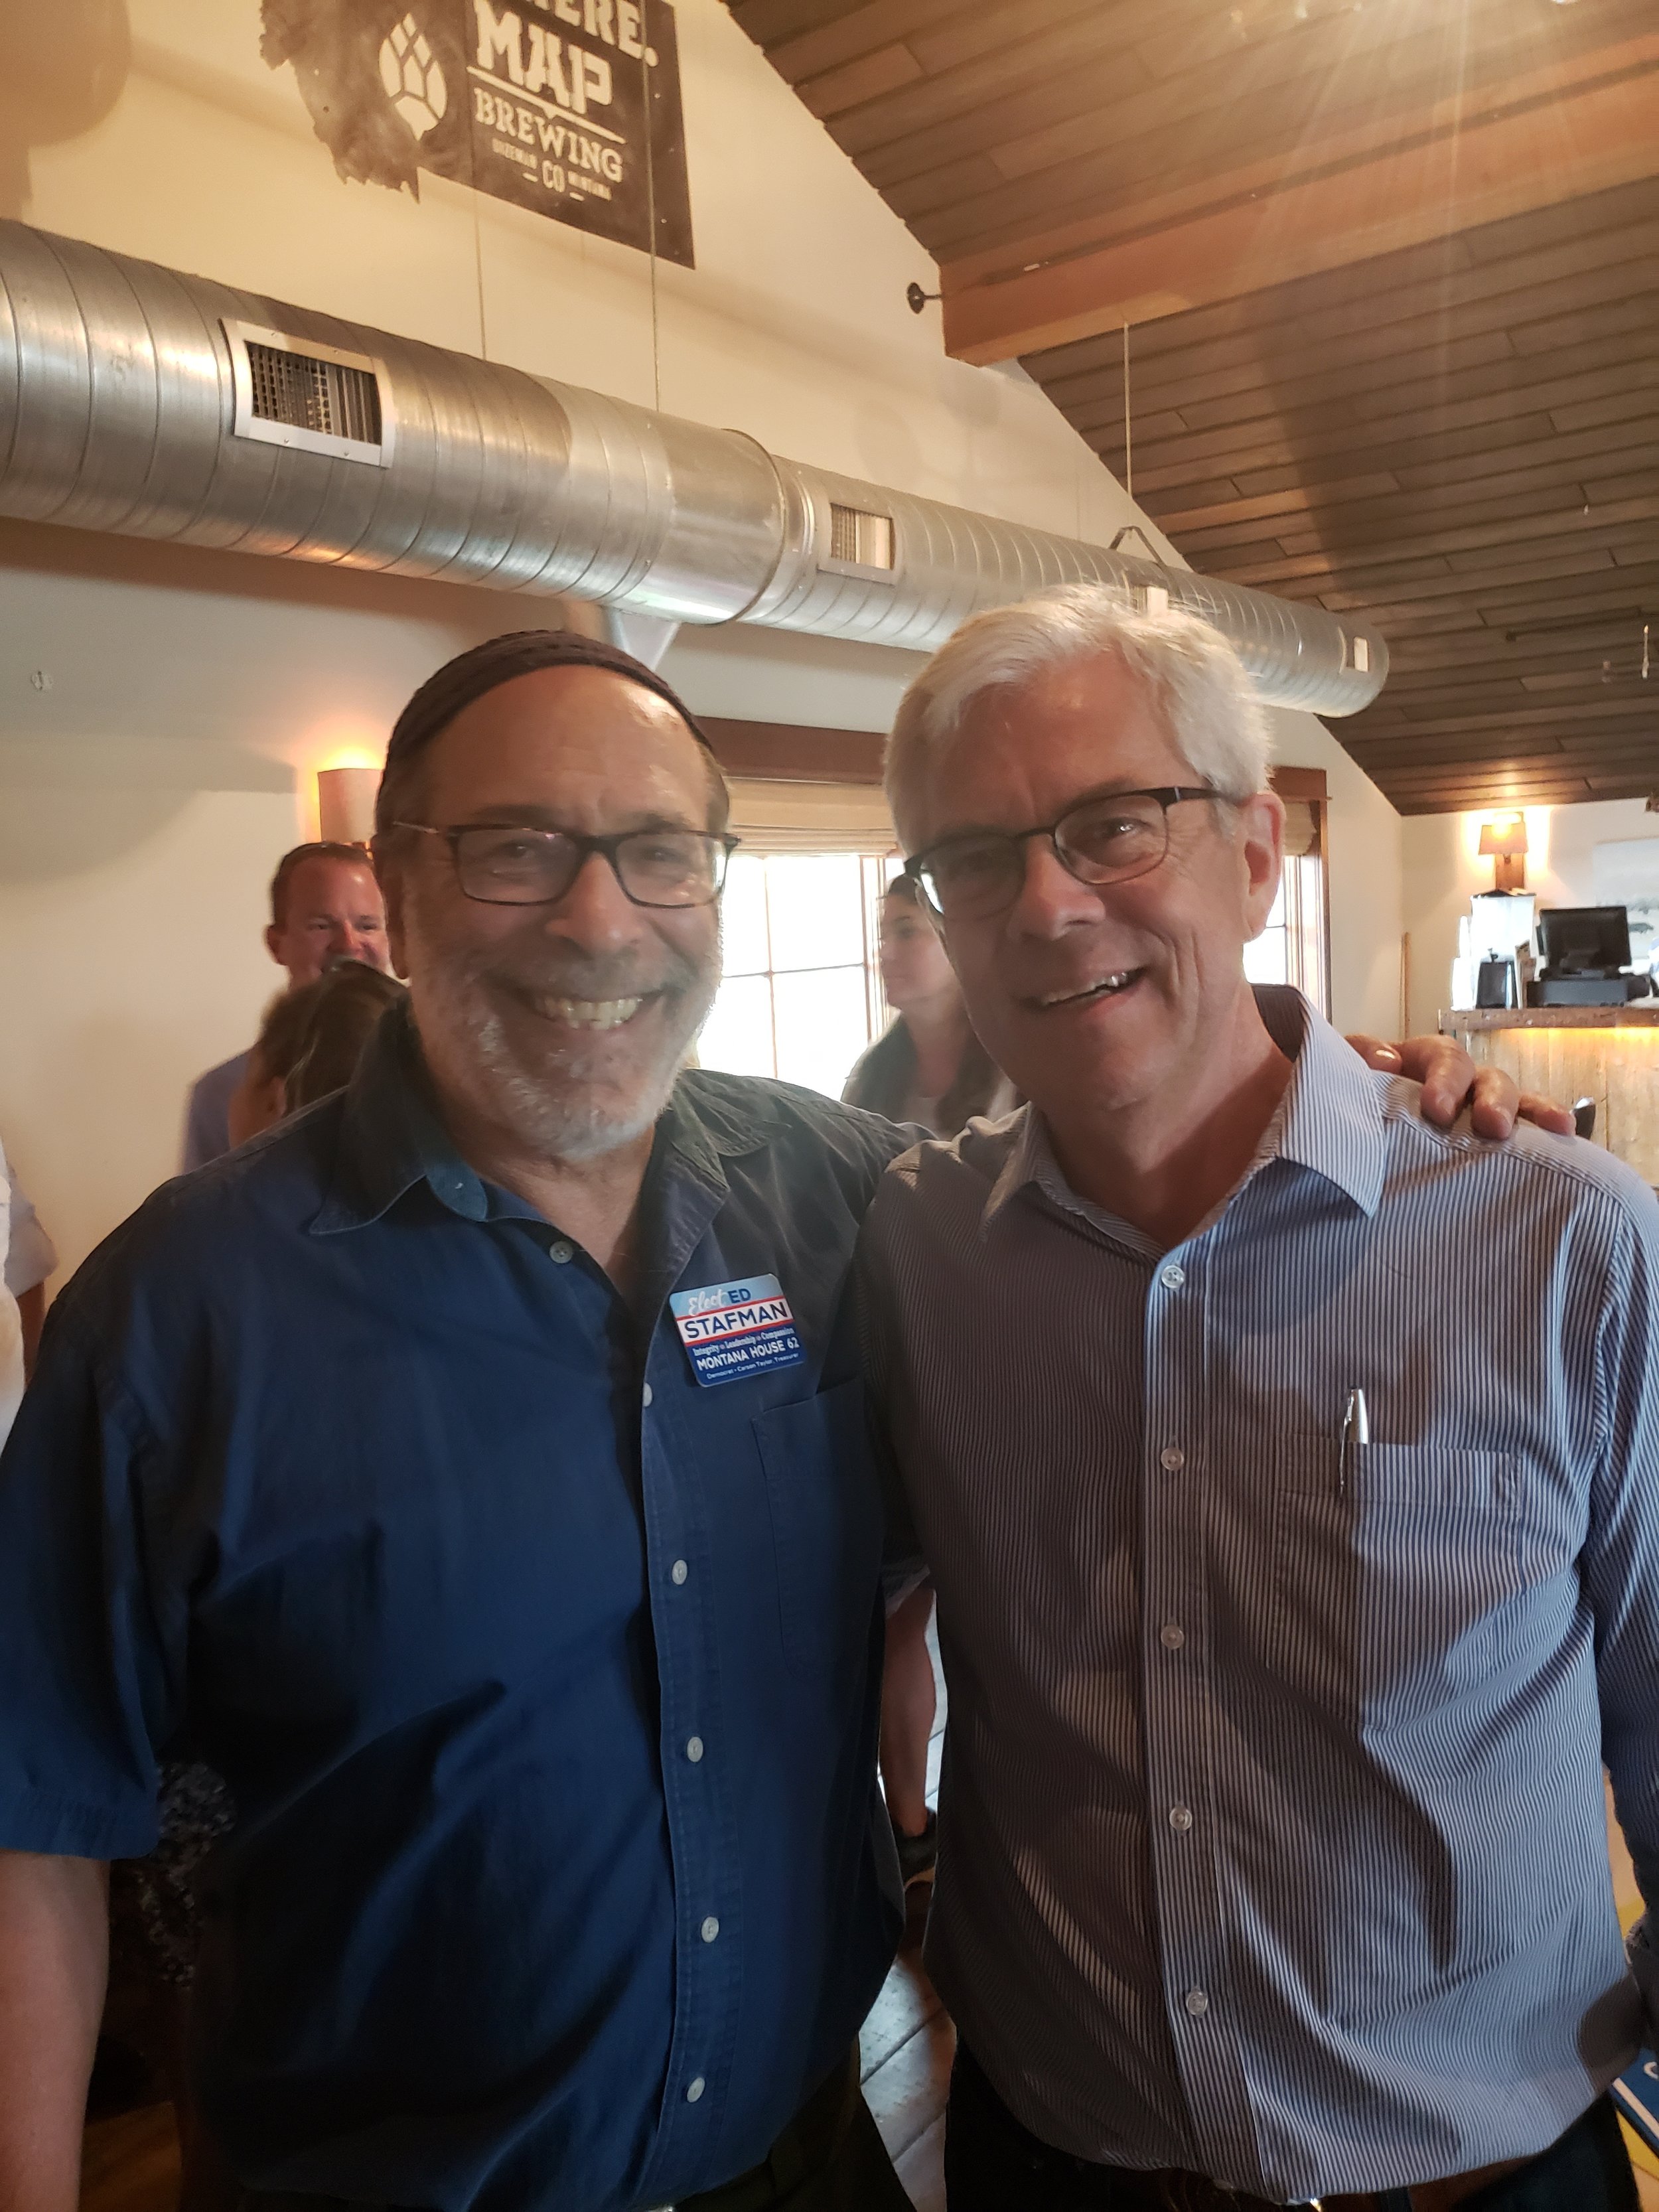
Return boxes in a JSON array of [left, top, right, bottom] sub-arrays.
[[1440, 1008, 1659, 1184]]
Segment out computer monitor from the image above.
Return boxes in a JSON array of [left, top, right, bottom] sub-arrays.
[[1537, 905, 1632, 977]]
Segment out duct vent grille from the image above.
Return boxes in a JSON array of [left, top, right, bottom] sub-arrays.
[[224, 319, 392, 467], [246, 341, 382, 445], [828, 502, 895, 572]]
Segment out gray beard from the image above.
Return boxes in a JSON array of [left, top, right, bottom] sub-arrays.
[[413, 926, 719, 1165]]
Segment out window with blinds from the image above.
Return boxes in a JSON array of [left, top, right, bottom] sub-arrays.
[[696, 850, 895, 1099], [1245, 798, 1329, 1013]]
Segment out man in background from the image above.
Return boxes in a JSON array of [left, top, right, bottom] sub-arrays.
[[180, 840, 391, 1168]]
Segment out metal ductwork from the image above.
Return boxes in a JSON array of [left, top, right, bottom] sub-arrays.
[[0, 221, 1388, 715]]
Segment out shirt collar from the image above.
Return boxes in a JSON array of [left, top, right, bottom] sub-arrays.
[[981, 985, 1387, 1237], [1264, 992, 1388, 1219], [311, 999, 502, 1233], [311, 1003, 767, 1236]]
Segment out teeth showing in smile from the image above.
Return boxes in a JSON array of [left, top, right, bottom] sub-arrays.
[[1038, 970, 1139, 1009], [537, 995, 644, 1029]]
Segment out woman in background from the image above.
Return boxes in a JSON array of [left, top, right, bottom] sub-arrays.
[[842, 874, 1014, 1135], [228, 962, 408, 1147], [844, 875, 1015, 1887]]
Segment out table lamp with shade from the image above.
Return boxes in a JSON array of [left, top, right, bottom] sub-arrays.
[[1479, 816, 1528, 892], [316, 765, 380, 847]]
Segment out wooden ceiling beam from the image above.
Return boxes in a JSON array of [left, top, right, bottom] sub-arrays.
[[1023, 178, 1659, 378], [1036, 236, 1659, 421], [940, 42, 1659, 364], [908, 0, 1651, 262]]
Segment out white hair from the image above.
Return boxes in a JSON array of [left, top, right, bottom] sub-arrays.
[[885, 585, 1272, 838]]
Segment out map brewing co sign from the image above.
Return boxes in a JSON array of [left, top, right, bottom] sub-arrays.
[[261, 0, 694, 266]]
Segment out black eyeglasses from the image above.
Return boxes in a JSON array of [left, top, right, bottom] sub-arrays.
[[395, 822, 739, 909], [904, 786, 1218, 921]]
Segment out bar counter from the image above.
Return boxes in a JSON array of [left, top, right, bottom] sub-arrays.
[[1439, 1006, 1659, 1183]]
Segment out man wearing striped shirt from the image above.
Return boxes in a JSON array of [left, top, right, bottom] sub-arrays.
[[861, 586, 1658, 2212]]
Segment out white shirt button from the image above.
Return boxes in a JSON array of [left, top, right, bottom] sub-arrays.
[[685, 1735, 704, 1763], [671, 1560, 689, 1585], [685, 2075, 706, 2103], [701, 1915, 720, 1943], [1169, 1804, 1194, 1832], [1159, 1263, 1186, 1289], [1185, 1987, 1210, 2016], [1159, 1445, 1185, 1471], [549, 1240, 573, 1265], [642, 1383, 654, 1408], [1160, 1623, 1186, 1649]]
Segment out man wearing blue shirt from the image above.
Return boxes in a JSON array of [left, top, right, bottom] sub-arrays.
[[0, 634, 913, 2212], [0, 627, 1540, 2212]]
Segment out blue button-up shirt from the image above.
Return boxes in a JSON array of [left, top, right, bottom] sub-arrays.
[[0, 1008, 908, 2212], [860, 992, 1659, 2199]]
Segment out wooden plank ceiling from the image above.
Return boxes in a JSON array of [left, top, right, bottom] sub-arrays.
[[725, 0, 1659, 816]]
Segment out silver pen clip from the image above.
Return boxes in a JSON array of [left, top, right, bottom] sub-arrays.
[[1340, 1385, 1369, 1493]]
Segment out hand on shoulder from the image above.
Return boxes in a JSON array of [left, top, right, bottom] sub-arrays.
[[1344, 1033, 1577, 1142]]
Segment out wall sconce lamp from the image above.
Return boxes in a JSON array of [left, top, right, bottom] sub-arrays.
[[316, 765, 380, 848], [1478, 815, 1528, 892]]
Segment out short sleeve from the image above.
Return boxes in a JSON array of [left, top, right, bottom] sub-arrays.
[[0, 1299, 177, 1858], [3, 1166, 58, 1296]]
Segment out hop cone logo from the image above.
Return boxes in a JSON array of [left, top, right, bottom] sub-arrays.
[[378, 13, 448, 139]]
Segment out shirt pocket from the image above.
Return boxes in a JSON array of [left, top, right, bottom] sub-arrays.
[[752, 1376, 885, 1678], [1269, 1443, 1520, 1724]]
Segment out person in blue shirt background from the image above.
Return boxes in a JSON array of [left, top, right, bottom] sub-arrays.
[[0, 625, 1548, 2212], [180, 841, 393, 1172]]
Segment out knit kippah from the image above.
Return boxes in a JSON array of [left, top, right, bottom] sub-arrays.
[[377, 628, 713, 830]]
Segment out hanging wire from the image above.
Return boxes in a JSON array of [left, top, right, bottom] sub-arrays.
[[471, 189, 490, 362], [469, 96, 490, 362], [1123, 320, 1133, 499], [642, 0, 662, 414]]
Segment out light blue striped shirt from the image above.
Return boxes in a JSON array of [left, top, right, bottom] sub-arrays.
[[859, 990, 1659, 2200]]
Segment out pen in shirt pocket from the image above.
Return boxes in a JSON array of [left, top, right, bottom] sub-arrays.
[[1339, 1385, 1370, 1493]]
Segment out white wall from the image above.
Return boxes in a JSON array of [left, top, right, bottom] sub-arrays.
[[0, 0, 1403, 1282], [1271, 708, 1404, 1040], [1402, 798, 1659, 1037]]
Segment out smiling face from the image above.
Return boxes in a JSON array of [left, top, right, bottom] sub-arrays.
[[378, 665, 723, 1165], [899, 650, 1283, 1129], [267, 855, 389, 986]]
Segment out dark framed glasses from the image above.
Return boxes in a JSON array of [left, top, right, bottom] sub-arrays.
[[395, 821, 739, 909], [904, 786, 1218, 922]]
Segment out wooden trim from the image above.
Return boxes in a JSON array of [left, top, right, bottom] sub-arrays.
[[1445, 1007, 1659, 1030], [706, 731, 1331, 803], [699, 717, 886, 786], [941, 45, 1659, 364], [1267, 765, 1327, 802]]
